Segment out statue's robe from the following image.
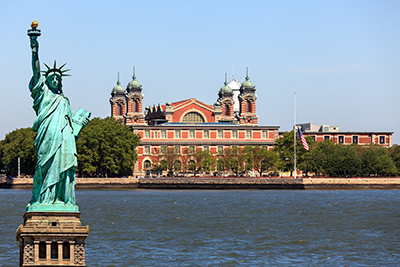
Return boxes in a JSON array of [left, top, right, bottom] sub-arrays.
[[28, 75, 77, 206]]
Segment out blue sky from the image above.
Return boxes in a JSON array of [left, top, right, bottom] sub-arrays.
[[1, 0, 399, 144]]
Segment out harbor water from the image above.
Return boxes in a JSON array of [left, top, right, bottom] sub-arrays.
[[1, 189, 399, 266]]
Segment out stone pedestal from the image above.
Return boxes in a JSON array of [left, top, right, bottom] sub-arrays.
[[16, 212, 89, 266]]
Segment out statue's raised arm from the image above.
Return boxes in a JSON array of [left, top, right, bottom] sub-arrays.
[[30, 37, 40, 83], [28, 21, 41, 85]]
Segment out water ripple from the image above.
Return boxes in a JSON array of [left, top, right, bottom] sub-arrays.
[[1, 189, 400, 266]]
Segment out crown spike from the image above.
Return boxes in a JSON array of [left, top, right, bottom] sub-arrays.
[[245, 67, 249, 81], [224, 73, 227, 86], [132, 66, 136, 80], [59, 63, 67, 70], [43, 61, 71, 77]]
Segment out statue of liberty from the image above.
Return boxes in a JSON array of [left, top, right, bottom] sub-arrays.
[[26, 21, 90, 212]]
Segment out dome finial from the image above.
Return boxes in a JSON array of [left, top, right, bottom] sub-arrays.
[[224, 73, 228, 86], [245, 67, 249, 81], [117, 72, 121, 85], [132, 66, 136, 80]]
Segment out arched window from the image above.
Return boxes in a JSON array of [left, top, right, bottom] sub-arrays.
[[182, 112, 205, 124], [132, 101, 137, 112], [246, 101, 252, 113], [118, 104, 124, 116], [188, 160, 196, 172], [217, 159, 225, 171], [174, 161, 182, 171], [143, 160, 151, 170], [225, 105, 230, 116]]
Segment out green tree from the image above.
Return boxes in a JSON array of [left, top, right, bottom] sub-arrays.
[[299, 147, 325, 176], [152, 146, 180, 176], [244, 146, 254, 174], [361, 146, 397, 176], [318, 142, 361, 177], [201, 150, 217, 174], [76, 117, 140, 177], [0, 128, 36, 176], [219, 146, 246, 176], [274, 130, 315, 176], [183, 146, 216, 174], [389, 145, 400, 174], [248, 146, 279, 176]]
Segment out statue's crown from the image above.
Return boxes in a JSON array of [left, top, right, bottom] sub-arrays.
[[42, 61, 70, 77]]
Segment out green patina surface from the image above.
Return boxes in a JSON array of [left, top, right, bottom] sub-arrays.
[[26, 22, 90, 212]]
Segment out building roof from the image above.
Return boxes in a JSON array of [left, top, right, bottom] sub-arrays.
[[227, 78, 241, 91], [133, 123, 280, 129], [279, 131, 393, 134]]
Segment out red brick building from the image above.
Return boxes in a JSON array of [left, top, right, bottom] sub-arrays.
[[110, 68, 279, 176], [111, 70, 394, 176], [294, 123, 393, 147]]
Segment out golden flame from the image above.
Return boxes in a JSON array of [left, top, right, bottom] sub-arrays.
[[31, 20, 38, 28]]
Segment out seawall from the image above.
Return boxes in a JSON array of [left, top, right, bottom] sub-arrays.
[[302, 177, 400, 190], [1, 178, 139, 189], [2, 177, 400, 190]]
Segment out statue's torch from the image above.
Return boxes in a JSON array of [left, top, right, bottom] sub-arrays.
[[27, 20, 41, 37]]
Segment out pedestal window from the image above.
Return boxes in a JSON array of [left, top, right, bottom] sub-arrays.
[[51, 242, 58, 259], [63, 242, 70, 259], [39, 242, 46, 259]]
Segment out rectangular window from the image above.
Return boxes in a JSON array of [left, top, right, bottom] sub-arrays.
[[353, 136, 358, 144], [203, 146, 209, 152], [39, 242, 46, 259], [246, 130, 252, 139], [174, 146, 180, 154], [63, 242, 70, 259], [380, 136, 385, 144], [154, 131, 158, 139], [262, 130, 268, 139], [232, 130, 238, 139], [144, 130, 150, 139], [189, 130, 195, 139], [324, 136, 330, 140], [218, 130, 223, 139], [311, 136, 316, 141], [338, 136, 344, 143], [51, 242, 58, 259], [161, 130, 166, 139], [175, 130, 181, 138], [144, 146, 150, 155], [217, 146, 224, 153], [203, 130, 209, 139]]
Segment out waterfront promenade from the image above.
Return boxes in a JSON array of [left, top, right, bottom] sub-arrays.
[[2, 177, 400, 190]]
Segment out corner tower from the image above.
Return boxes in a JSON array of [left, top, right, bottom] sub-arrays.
[[110, 73, 127, 124], [216, 73, 235, 122], [238, 67, 258, 125], [125, 67, 146, 125]]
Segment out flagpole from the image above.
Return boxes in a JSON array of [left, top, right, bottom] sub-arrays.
[[294, 92, 296, 179]]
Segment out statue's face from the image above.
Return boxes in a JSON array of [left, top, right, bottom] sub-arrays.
[[46, 73, 62, 93]]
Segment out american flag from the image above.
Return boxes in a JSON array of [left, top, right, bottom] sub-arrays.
[[297, 128, 309, 151]]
